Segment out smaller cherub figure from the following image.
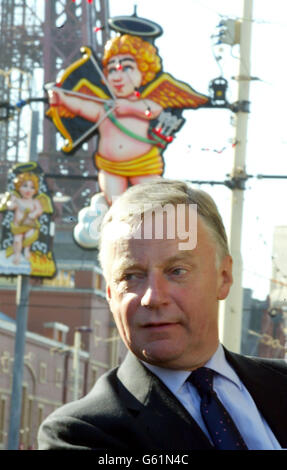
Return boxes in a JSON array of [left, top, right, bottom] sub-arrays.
[[5, 172, 43, 264]]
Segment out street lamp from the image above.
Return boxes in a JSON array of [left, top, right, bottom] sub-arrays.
[[73, 326, 92, 401]]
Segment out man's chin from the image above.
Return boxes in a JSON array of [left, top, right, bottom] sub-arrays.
[[139, 341, 183, 368]]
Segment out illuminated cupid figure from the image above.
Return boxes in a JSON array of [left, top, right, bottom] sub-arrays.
[[46, 15, 209, 246]]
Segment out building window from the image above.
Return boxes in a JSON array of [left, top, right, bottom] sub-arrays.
[[38, 405, 44, 429], [93, 321, 101, 347], [90, 367, 98, 389], [44, 322, 69, 344], [39, 362, 47, 384], [55, 368, 62, 388], [0, 352, 10, 374], [95, 273, 102, 290], [19, 385, 28, 449], [26, 397, 33, 449], [94, 267, 105, 292]]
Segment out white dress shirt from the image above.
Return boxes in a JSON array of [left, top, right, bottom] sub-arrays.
[[143, 344, 282, 450]]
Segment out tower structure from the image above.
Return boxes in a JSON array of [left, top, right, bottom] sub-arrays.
[[40, 0, 110, 225], [0, 0, 44, 167], [43, 0, 110, 154], [0, 0, 110, 224]]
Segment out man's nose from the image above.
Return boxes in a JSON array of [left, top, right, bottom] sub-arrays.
[[141, 273, 169, 309]]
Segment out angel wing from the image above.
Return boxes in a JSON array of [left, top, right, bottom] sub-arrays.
[[36, 193, 54, 214], [141, 73, 209, 109], [0, 192, 11, 211], [0, 191, 20, 211]]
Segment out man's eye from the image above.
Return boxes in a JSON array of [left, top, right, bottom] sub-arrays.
[[123, 273, 134, 281], [123, 272, 144, 281], [123, 65, 132, 72], [170, 268, 187, 276]]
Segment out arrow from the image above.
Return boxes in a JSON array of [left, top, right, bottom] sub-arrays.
[[45, 84, 115, 105]]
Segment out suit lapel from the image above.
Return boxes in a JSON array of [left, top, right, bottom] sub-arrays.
[[117, 350, 287, 449], [224, 348, 287, 448], [117, 352, 213, 450]]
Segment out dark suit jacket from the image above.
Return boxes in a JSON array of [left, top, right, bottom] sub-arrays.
[[38, 348, 287, 451]]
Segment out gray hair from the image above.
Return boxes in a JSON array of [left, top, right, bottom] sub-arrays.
[[98, 179, 229, 276]]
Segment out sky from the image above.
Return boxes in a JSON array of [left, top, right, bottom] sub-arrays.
[[108, 0, 287, 301]]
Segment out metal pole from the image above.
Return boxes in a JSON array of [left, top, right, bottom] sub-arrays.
[[27, 110, 39, 162], [7, 108, 38, 449], [62, 350, 70, 404], [7, 275, 30, 450], [221, 0, 253, 352], [73, 331, 81, 401]]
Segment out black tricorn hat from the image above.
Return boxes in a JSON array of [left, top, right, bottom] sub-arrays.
[[108, 13, 163, 44]]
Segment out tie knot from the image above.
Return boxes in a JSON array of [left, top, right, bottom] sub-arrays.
[[189, 367, 214, 396]]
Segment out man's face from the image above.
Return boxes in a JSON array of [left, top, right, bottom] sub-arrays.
[[106, 214, 233, 370], [106, 54, 142, 98]]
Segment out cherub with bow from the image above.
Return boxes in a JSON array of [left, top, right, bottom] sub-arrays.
[[47, 34, 209, 207]]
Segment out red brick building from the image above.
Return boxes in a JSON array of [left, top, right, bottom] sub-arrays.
[[0, 264, 127, 450]]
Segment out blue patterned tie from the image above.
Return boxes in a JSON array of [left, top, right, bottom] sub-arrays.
[[189, 367, 248, 450]]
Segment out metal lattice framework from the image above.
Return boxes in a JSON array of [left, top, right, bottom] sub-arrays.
[[0, 0, 43, 162], [42, 0, 110, 153], [0, 0, 110, 224]]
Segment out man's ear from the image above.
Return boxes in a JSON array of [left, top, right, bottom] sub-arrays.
[[217, 255, 233, 300]]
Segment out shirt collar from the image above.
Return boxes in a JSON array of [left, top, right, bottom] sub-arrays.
[[204, 344, 243, 390], [142, 361, 191, 395], [142, 344, 242, 393]]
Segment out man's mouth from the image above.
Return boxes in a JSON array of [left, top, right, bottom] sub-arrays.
[[143, 322, 178, 329]]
